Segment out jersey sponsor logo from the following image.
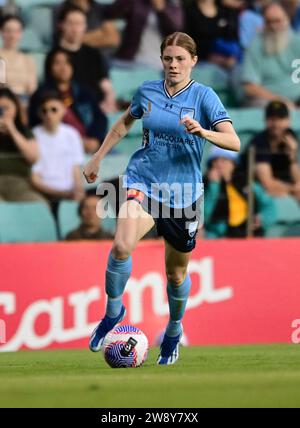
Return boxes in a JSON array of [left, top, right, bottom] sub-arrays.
[[165, 103, 174, 110], [154, 131, 194, 146], [180, 108, 195, 120]]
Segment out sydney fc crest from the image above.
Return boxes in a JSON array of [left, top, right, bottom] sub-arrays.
[[180, 108, 195, 120]]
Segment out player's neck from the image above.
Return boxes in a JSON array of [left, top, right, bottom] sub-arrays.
[[165, 78, 192, 96]]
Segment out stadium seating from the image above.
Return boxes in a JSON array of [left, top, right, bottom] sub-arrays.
[[0, 202, 57, 243], [265, 197, 300, 237], [25, 6, 53, 47], [111, 68, 162, 100], [19, 27, 44, 52], [57, 200, 80, 239], [14, 0, 61, 6], [30, 52, 46, 82]]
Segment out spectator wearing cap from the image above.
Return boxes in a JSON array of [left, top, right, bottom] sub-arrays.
[[0, 16, 37, 105], [204, 146, 277, 238], [31, 92, 85, 218], [65, 193, 114, 241], [246, 100, 300, 201], [241, 2, 300, 108]]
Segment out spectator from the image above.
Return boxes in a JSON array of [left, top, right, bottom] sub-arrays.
[[281, 0, 300, 32], [183, 0, 241, 61], [31, 92, 85, 217], [57, 5, 117, 112], [242, 2, 300, 107], [238, 0, 266, 49], [29, 48, 107, 154], [246, 100, 300, 201], [0, 15, 37, 105], [0, 87, 43, 202], [65, 193, 114, 240], [204, 146, 277, 238], [102, 0, 183, 69], [53, 0, 120, 49]]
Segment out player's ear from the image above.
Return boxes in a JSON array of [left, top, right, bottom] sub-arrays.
[[192, 55, 198, 68]]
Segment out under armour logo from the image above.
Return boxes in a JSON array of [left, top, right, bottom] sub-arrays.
[[165, 103, 173, 109]]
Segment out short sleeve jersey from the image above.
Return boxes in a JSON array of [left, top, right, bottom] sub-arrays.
[[124, 79, 231, 208]]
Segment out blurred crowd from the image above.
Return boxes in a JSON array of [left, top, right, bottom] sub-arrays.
[[0, 0, 300, 240]]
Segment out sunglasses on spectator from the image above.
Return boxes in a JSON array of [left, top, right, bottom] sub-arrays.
[[41, 107, 59, 115]]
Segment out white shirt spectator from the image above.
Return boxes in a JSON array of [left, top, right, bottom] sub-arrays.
[[32, 123, 84, 192]]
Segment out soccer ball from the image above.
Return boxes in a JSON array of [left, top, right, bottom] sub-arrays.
[[102, 325, 149, 368]]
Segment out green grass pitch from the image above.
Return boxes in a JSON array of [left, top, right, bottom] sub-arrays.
[[0, 344, 300, 408]]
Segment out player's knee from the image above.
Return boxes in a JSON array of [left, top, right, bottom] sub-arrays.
[[112, 239, 135, 260], [166, 268, 187, 287]]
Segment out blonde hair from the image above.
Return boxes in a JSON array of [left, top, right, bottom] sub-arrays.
[[160, 32, 197, 57]]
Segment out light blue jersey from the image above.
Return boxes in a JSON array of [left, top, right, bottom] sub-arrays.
[[123, 79, 231, 208]]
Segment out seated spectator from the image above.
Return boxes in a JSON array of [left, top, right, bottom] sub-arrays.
[[183, 0, 241, 62], [281, 0, 300, 32], [246, 101, 300, 201], [102, 0, 183, 70], [57, 5, 117, 113], [241, 2, 300, 107], [204, 146, 277, 238], [0, 16, 37, 105], [31, 92, 85, 217], [0, 87, 44, 202], [29, 48, 107, 154], [53, 0, 120, 49], [66, 193, 114, 240]]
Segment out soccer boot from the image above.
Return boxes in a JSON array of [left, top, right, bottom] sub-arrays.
[[157, 329, 182, 365], [89, 305, 126, 352]]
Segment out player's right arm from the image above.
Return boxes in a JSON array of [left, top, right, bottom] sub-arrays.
[[83, 107, 136, 184]]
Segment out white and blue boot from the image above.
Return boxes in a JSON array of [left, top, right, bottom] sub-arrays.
[[157, 329, 182, 365], [89, 305, 126, 352]]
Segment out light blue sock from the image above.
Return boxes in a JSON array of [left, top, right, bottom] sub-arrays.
[[105, 251, 132, 318], [165, 274, 191, 337]]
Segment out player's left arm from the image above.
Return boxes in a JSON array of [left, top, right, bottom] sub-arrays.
[[180, 118, 241, 152]]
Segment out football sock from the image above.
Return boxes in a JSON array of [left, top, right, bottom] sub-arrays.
[[105, 251, 132, 318], [165, 274, 191, 337]]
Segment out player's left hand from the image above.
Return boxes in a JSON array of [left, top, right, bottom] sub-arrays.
[[180, 117, 207, 138]]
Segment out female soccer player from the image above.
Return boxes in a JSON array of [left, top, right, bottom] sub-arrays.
[[83, 32, 240, 365]]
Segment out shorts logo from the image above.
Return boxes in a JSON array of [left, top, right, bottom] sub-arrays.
[[188, 221, 198, 238], [180, 108, 195, 120]]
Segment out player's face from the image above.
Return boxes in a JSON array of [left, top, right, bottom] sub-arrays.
[[161, 45, 197, 87]]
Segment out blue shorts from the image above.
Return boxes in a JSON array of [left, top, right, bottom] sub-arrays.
[[126, 189, 201, 253]]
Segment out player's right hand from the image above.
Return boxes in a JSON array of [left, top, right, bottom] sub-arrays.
[[83, 156, 100, 184]]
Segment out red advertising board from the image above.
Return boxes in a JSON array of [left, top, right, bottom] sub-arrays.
[[0, 238, 299, 352]]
